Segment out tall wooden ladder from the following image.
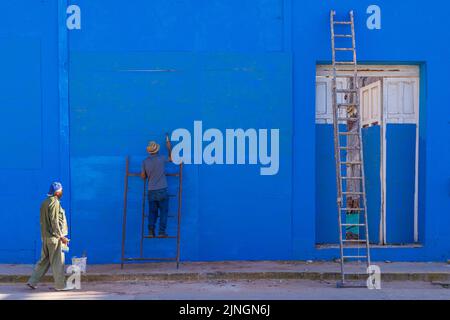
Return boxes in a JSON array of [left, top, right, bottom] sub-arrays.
[[330, 10, 371, 287]]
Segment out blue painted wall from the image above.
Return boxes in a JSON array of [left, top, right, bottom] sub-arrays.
[[386, 124, 416, 244], [316, 123, 417, 245], [0, 1, 62, 262], [316, 124, 383, 245], [69, 52, 292, 262], [1, 0, 449, 263], [292, 0, 449, 262], [362, 126, 382, 244]]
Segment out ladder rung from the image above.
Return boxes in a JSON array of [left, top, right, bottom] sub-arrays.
[[334, 61, 356, 66], [166, 173, 180, 177], [128, 173, 141, 177], [342, 223, 365, 227], [334, 21, 352, 25], [340, 208, 364, 211], [342, 191, 364, 195], [343, 255, 367, 259], [338, 132, 359, 135], [335, 89, 357, 93], [144, 214, 176, 218], [337, 117, 359, 121], [144, 236, 177, 239], [340, 161, 362, 165], [335, 48, 354, 51], [340, 147, 361, 151], [335, 34, 353, 38], [338, 103, 359, 107], [342, 240, 367, 243]]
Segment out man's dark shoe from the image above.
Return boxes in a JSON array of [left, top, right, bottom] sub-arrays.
[[54, 286, 75, 291], [158, 231, 168, 238], [148, 228, 155, 237], [26, 283, 37, 290]]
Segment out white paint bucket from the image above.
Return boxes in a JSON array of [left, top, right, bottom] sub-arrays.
[[71, 256, 87, 274]]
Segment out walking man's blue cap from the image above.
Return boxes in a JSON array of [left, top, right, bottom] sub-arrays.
[[48, 182, 63, 196]]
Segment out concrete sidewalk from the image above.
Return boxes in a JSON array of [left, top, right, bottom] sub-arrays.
[[0, 261, 449, 283]]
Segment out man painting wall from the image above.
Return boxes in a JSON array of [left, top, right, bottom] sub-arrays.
[[141, 137, 173, 238]]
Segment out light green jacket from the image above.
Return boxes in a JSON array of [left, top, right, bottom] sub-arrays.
[[40, 196, 68, 239]]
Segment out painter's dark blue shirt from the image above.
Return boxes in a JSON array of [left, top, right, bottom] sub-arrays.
[[142, 154, 168, 191]]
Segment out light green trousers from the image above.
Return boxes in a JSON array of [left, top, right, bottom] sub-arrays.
[[28, 237, 66, 289]]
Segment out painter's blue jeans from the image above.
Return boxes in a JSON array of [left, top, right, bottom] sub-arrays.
[[147, 188, 169, 233]]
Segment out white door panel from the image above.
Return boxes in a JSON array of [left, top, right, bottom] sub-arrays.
[[315, 77, 349, 124], [383, 78, 419, 124], [360, 80, 382, 126]]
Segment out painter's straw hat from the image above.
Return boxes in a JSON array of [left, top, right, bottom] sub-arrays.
[[146, 141, 160, 154]]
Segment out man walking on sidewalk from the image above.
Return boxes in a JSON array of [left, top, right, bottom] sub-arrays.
[[27, 182, 72, 291], [141, 139, 172, 238]]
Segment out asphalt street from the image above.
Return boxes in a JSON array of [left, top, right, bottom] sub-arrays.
[[0, 279, 449, 300]]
